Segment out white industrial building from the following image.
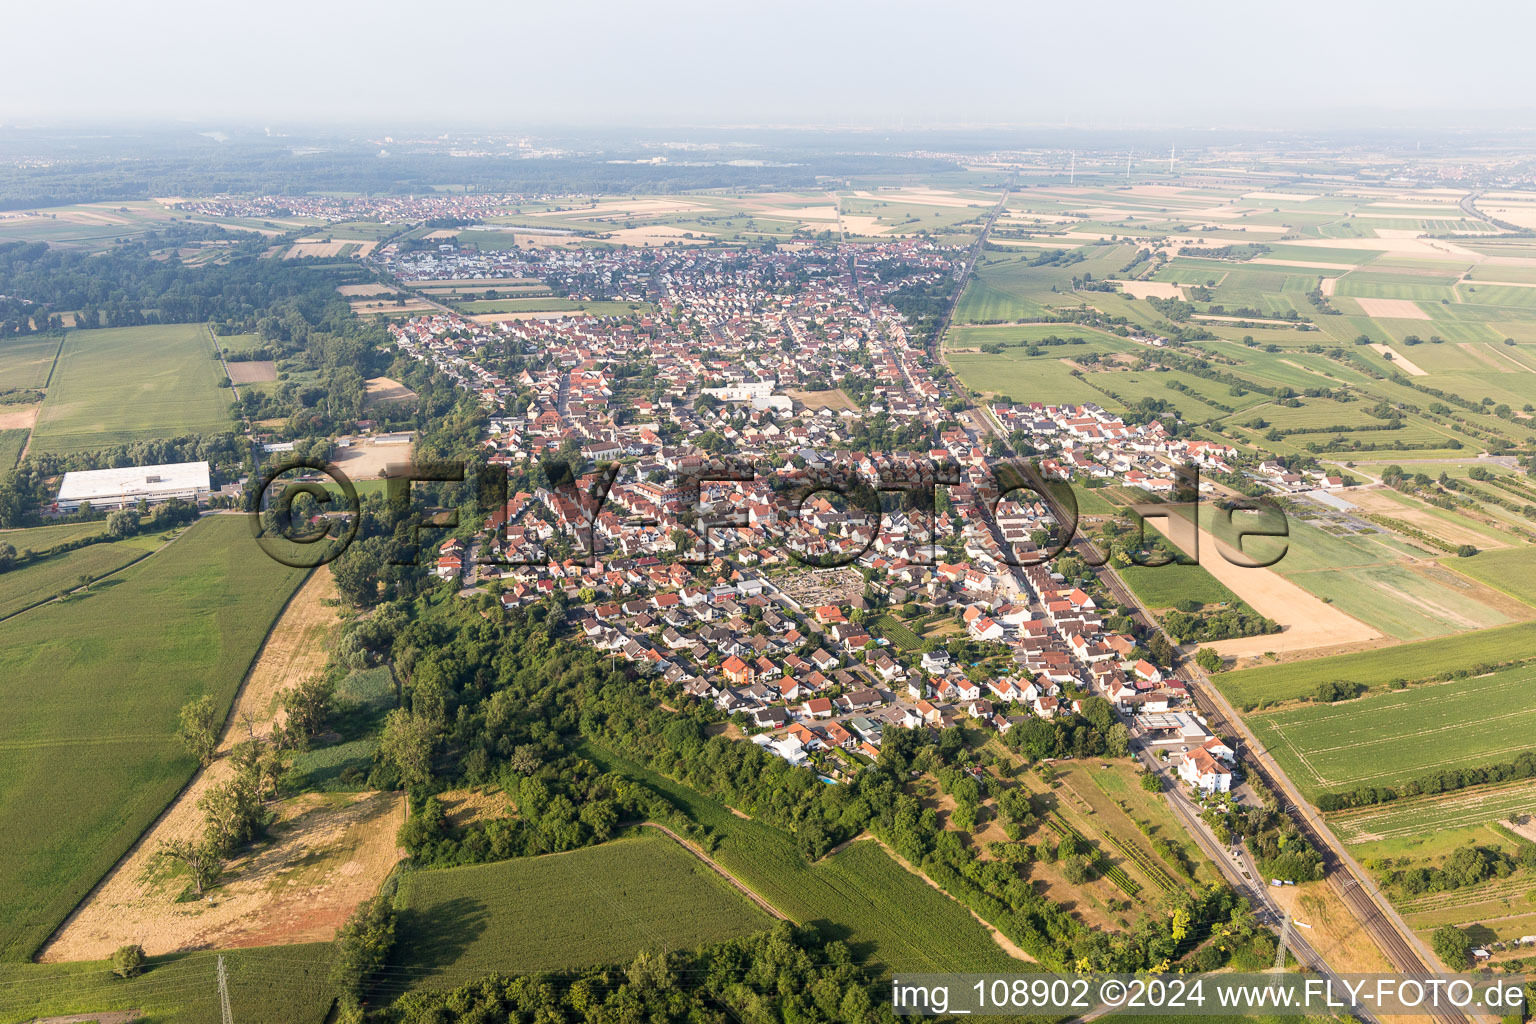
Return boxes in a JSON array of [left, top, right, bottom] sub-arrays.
[[54, 461, 212, 512]]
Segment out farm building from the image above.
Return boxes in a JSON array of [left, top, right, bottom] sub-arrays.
[[54, 461, 211, 512]]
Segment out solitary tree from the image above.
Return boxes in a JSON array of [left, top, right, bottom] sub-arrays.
[[111, 943, 146, 979], [157, 837, 221, 897], [177, 695, 220, 767], [106, 509, 138, 539], [1432, 924, 1473, 969]]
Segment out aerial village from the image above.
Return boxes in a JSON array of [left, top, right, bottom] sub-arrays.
[[380, 238, 1243, 797]]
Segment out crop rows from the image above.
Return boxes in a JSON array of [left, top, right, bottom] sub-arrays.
[[1100, 831, 1180, 896], [1046, 812, 1141, 897], [872, 615, 925, 652]]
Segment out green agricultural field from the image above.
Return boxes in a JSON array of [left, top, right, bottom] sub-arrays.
[[0, 531, 163, 621], [0, 429, 24, 471], [389, 831, 773, 994], [1215, 619, 1536, 707], [1199, 507, 1511, 641], [944, 322, 1133, 351], [0, 944, 336, 1024], [0, 335, 60, 389], [1115, 562, 1237, 608], [872, 614, 924, 651], [1328, 779, 1536, 847], [30, 324, 233, 454], [0, 520, 108, 553], [1446, 546, 1536, 606], [0, 516, 306, 960], [954, 247, 1134, 323], [214, 332, 269, 354], [947, 349, 1110, 406], [581, 742, 1021, 975], [1247, 662, 1536, 801]]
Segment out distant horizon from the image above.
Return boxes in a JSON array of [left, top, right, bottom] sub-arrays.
[[7, 0, 1536, 128]]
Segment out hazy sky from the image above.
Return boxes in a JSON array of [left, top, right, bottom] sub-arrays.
[[6, 0, 1535, 129]]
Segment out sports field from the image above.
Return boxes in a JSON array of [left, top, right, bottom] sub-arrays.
[[1248, 663, 1536, 800], [0, 516, 306, 960], [388, 831, 773, 993], [30, 324, 233, 454]]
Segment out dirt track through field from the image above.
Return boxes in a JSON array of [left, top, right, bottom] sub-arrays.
[[636, 822, 786, 921], [35, 570, 401, 962]]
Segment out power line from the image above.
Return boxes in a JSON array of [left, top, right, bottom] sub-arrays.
[[217, 954, 234, 1024]]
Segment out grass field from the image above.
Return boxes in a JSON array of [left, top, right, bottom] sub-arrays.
[[1329, 779, 1536, 846], [30, 325, 233, 454], [0, 520, 108, 552], [0, 516, 306, 960], [1248, 662, 1536, 800], [0, 944, 336, 1024], [581, 742, 1021, 975], [0, 429, 25, 471], [389, 831, 773, 993], [1214, 618, 1536, 707], [1116, 562, 1238, 608], [214, 332, 269, 354], [0, 335, 61, 389], [1443, 546, 1536, 606], [0, 530, 163, 620]]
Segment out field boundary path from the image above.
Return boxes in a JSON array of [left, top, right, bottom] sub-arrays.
[[635, 822, 786, 921]]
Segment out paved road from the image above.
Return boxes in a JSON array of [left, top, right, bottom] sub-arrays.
[[1133, 740, 1380, 1022]]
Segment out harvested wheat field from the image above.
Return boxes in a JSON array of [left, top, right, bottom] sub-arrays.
[[1347, 489, 1509, 549], [226, 361, 277, 384], [1149, 515, 1382, 657], [439, 788, 512, 829], [363, 376, 418, 408], [0, 404, 38, 430], [1369, 343, 1428, 375], [36, 570, 386, 961], [1119, 281, 1185, 300], [336, 283, 396, 297], [1356, 298, 1429, 320], [787, 388, 859, 412]]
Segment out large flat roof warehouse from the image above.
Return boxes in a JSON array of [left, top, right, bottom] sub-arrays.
[[55, 461, 211, 511]]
